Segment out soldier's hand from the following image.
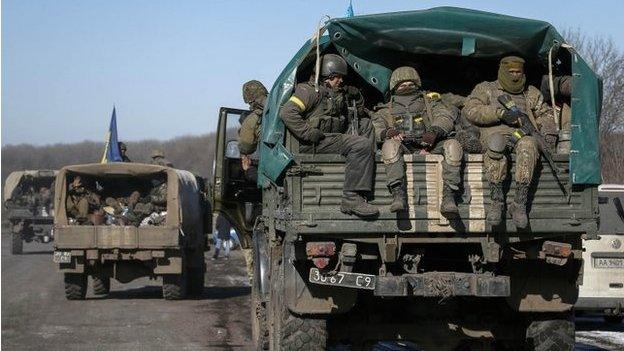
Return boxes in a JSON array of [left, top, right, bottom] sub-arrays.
[[500, 109, 522, 126], [421, 130, 438, 150], [241, 155, 252, 171], [384, 128, 401, 140], [308, 128, 326, 144]]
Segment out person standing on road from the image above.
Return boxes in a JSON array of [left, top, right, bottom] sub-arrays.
[[279, 53, 379, 218], [212, 214, 232, 260]]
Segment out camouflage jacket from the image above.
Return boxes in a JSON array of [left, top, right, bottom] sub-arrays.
[[372, 91, 457, 143], [463, 81, 555, 141], [280, 81, 365, 142], [238, 107, 263, 155]]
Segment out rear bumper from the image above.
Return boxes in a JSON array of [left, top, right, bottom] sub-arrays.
[[55, 248, 182, 275], [54, 225, 180, 249], [575, 296, 624, 312], [374, 272, 510, 297]]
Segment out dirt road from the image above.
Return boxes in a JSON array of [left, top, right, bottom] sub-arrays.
[[1, 229, 622, 350], [1, 231, 252, 350]]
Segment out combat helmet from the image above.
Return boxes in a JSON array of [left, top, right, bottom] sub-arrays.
[[390, 66, 422, 92], [151, 149, 165, 159], [321, 54, 348, 77], [242, 80, 268, 104]]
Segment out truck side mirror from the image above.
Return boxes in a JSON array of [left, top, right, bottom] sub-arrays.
[[225, 140, 241, 159]]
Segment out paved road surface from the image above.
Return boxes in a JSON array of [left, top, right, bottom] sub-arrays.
[[2, 230, 623, 350]]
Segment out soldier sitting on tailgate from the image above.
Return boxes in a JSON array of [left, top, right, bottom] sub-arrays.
[[238, 80, 268, 183], [463, 56, 557, 229], [279, 53, 379, 218], [66, 175, 102, 225], [150, 149, 174, 167], [372, 66, 464, 219]]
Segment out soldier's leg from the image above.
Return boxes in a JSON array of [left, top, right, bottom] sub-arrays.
[[381, 139, 406, 212], [307, 134, 378, 217], [242, 248, 254, 282], [77, 198, 90, 223], [483, 133, 508, 226], [509, 136, 539, 229], [440, 139, 463, 219]]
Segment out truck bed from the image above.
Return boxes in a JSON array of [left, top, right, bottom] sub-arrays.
[[287, 153, 598, 237]]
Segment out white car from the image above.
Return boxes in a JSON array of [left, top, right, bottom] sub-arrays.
[[577, 184, 624, 323]]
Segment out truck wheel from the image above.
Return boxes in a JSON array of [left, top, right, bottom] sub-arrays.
[[280, 307, 327, 351], [11, 231, 23, 255], [186, 266, 205, 297], [526, 317, 574, 351], [92, 275, 111, 296], [162, 274, 187, 300], [64, 273, 87, 300], [251, 229, 269, 350]]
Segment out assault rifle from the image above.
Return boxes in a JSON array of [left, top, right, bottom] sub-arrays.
[[497, 95, 568, 197]]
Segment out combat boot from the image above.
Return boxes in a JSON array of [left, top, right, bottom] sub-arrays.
[[389, 184, 407, 213], [341, 191, 379, 218], [509, 182, 530, 229], [440, 185, 459, 219], [486, 182, 505, 226]]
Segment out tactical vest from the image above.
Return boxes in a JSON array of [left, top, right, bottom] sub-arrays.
[[388, 93, 432, 134], [306, 86, 347, 133]]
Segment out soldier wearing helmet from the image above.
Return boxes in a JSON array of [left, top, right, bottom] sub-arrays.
[[463, 56, 556, 228], [118, 142, 131, 162], [150, 149, 173, 167], [372, 66, 463, 219], [238, 80, 268, 183], [280, 53, 379, 218]]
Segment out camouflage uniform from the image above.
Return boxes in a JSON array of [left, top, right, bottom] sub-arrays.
[[150, 150, 173, 168], [280, 54, 378, 218], [239, 80, 268, 156], [66, 176, 101, 224], [119, 142, 131, 162], [463, 56, 556, 228], [373, 67, 463, 218]]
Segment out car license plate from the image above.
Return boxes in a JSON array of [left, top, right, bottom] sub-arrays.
[[593, 257, 624, 268], [53, 251, 71, 264], [309, 268, 376, 290]]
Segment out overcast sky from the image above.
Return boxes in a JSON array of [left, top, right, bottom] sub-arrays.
[[2, 0, 623, 146]]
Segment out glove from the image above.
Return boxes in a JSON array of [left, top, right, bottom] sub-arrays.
[[500, 109, 523, 126], [345, 85, 361, 98], [383, 128, 401, 140], [421, 131, 438, 149], [307, 128, 325, 144]]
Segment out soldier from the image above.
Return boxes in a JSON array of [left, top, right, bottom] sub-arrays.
[[66, 175, 101, 224], [373, 66, 463, 218], [279, 53, 378, 218], [150, 149, 173, 167], [463, 56, 556, 228], [118, 142, 131, 162], [238, 80, 268, 183]]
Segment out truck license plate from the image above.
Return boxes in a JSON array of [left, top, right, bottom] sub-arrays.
[[309, 268, 376, 290], [593, 257, 624, 268], [53, 251, 71, 264]]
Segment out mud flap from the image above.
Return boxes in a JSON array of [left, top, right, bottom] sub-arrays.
[[283, 244, 357, 315]]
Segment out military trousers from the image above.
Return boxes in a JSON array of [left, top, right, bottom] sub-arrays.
[[482, 133, 539, 184], [381, 138, 463, 190], [301, 133, 375, 192]]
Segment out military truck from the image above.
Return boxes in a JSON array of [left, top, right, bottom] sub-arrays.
[[53, 163, 210, 300], [214, 7, 602, 350], [4, 170, 57, 254]]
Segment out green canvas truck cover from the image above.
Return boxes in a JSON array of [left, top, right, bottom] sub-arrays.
[[258, 6, 601, 186]]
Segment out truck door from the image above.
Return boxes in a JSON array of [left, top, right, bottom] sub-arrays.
[[212, 107, 262, 244]]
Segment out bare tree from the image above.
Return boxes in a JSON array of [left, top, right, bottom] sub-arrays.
[[562, 29, 624, 183]]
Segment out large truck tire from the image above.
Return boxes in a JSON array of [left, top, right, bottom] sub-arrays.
[[92, 275, 111, 296], [64, 273, 88, 300], [162, 274, 187, 300], [11, 231, 23, 255], [526, 317, 574, 351], [280, 308, 327, 351], [251, 229, 269, 350]]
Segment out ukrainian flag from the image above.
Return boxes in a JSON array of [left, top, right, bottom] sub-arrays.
[[100, 107, 123, 163]]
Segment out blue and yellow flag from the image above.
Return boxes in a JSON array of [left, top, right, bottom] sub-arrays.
[[100, 107, 123, 163], [345, 0, 354, 17]]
